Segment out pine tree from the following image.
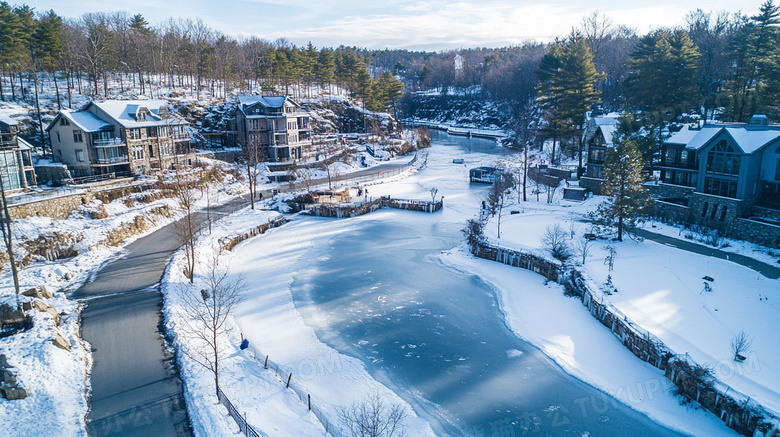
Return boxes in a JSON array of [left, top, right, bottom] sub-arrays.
[[594, 139, 654, 241], [724, 0, 780, 121], [536, 36, 602, 169]]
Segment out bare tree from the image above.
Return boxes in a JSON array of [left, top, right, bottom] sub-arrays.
[[340, 392, 407, 437], [429, 187, 438, 203], [242, 135, 266, 210], [173, 171, 204, 283], [463, 218, 486, 253], [730, 331, 753, 361], [485, 175, 513, 238], [0, 175, 20, 298], [179, 249, 245, 397], [321, 161, 342, 190], [575, 238, 593, 265], [295, 167, 315, 193], [506, 101, 538, 202], [541, 224, 571, 261]]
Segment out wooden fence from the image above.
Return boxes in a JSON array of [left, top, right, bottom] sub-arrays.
[[472, 241, 780, 437]]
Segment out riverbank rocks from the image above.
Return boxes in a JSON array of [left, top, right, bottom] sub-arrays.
[[0, 357, 28, 400], [22, 285, 53, 299], [33, 300, 60, 326], [52, 330, 71, 351], [1, 381, 29, 400], [0, 304, 25, 324]]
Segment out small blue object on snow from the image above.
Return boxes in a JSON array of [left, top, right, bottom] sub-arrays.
[[240, 339, 249, 350]]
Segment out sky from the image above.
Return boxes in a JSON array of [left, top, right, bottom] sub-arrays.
[[25, 0, 767, 50]]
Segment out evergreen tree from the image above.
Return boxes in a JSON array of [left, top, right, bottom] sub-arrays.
[[623, 30, 699, 172], [724, 0, 780, 121], [594, 138, 654, 241], [624, 30, 700, 116], [536, 36, 602, 169]]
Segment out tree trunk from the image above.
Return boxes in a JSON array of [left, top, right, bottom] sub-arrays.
[[53, 72, 62, 110], [33, 74, 45, 152], [0, 175, 21, 298]]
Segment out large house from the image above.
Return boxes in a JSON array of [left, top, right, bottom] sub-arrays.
[[659, 115, 780, 210], [0, 117, 36, 192], [47, 100, 194, 177], [235, 96, 310, 162], [580, 114, 780, 246]]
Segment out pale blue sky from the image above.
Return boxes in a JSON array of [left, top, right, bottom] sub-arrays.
[[27, 0, 766, 50]]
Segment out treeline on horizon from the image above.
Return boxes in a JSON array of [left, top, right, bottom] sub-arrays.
[[0, 3, 403, 113], [0, 1, 778, 126]]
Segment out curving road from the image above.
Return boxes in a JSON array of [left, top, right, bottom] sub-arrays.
[[74, 157, 416, 436], [633, 227, 780, 279]]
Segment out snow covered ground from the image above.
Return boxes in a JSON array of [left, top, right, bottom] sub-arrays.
[[158, 135, 754, 436], [477, 196, 780, 418]]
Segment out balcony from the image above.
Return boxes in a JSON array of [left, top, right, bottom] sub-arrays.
[[660, 160, 697, 170], [92, 156, 129, 166], [93, 138, 126, 148]]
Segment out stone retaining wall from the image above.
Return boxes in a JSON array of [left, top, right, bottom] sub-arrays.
[[8, 192, 93, 220]]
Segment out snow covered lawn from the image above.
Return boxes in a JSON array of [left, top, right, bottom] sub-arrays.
[[479, 195, 780, 428]]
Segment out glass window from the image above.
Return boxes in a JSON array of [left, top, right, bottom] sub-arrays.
[[75, 150, 84, 162], [73, 130, 83, 142]]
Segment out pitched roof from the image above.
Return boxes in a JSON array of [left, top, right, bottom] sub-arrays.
[[89, 100, 186, 128], [238, 95, 295, 109], [58, 110, 113, 132], [667, 124, 780, 154]]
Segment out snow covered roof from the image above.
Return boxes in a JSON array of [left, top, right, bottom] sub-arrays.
[[89, 100, 186, 128], [666, 124, 780, 154], [58, 110, 113, 132], [238, 95, 296, 110], [16, 137, 33, 150], [599, 125, 618, 146], [0, 115, 17, 126]]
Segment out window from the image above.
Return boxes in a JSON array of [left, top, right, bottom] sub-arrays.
[[705, 140, 741, 176], [56, 132, 60, 143], [75, 150, 84, 162], [720, 206, 727, 222], [704, 177, 738, 198], [148, 145, 155, 158], [73, 130, 83, 143], [128, 129, 142, 140], [702, 202, 708, 217], [132, 145, 144, 160], [59, 118, 70, 126], [710, 204, 718, 220], [775, 159, 780, 181]]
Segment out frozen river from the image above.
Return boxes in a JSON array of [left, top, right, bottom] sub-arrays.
[[287, 131, 685, 436]]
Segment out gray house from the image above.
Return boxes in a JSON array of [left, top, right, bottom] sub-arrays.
[[660, 116, 780, 209], [47, 100, 194, 178], [235, 96, 310, 162]]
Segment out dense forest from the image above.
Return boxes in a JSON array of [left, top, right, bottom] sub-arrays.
[[0, 1, 778, 132], [0, 3, 403, 114]]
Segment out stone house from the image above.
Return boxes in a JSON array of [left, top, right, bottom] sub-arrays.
[[235, 96, 310, 162], [0, 116, 36, 192], [47, 100, 194, 178]]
